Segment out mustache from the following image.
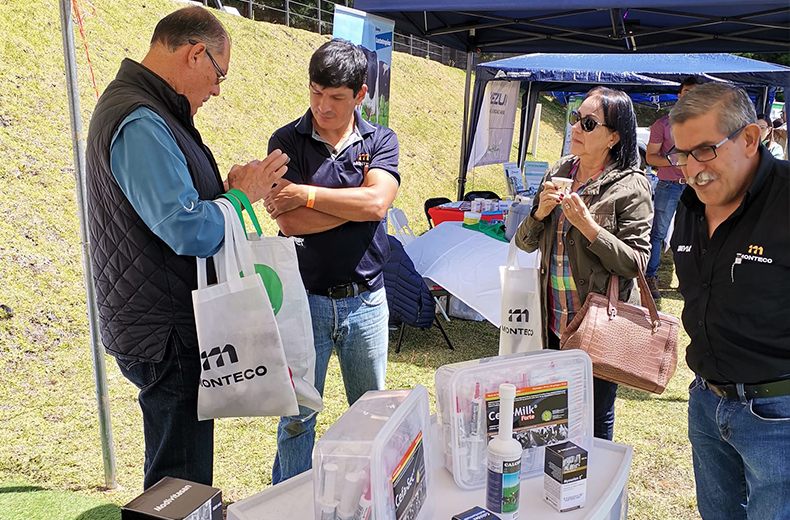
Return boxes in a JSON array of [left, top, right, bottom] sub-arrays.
[[686, 172, 718, 186]]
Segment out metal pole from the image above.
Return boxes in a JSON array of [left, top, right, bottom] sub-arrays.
[[58, 0, 117, 490], [317, 0, 321, 34], [530, 103, 542, 157], [286, 0, 290, 27], [518, 82, 533, 168], [457, 29, 475, 201], [247, 0, 253, 19]]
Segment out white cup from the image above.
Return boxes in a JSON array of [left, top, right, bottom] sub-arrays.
[[550, 177, 573, 195]]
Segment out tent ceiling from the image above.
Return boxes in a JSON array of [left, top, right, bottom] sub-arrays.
[[354, 1, 790, 53]]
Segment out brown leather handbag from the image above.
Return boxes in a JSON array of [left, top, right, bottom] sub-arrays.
[[560, 253, 680, 394]]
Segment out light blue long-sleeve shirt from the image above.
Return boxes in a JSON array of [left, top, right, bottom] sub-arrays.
[[110, 107, 224, 258]]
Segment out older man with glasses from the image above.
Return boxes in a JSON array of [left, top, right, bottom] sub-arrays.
[[669, 82, 790, 520], [85, 6, 288, 489]]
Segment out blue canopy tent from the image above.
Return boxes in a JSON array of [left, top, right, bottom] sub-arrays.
[[354, 1, 790, 55], [354, 0, 790, 198], [464, 53, 790, 198]]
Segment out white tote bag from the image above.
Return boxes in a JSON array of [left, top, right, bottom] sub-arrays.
[[193, 201, 299, 420], [498, 240, 543, 355], [220, 190, 323, 413]]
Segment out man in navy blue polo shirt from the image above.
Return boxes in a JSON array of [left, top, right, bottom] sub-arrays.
[[669, 83, 790, 519], [264, 39, 400, 483]]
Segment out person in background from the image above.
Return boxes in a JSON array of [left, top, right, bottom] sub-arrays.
[[264, 39, 400, 483], [644, 76, 702, 299], [773, 118, 787, 160], [668, 82, 790, 520], [515, 86, 653, 440], [85, 6, 288, 489], [757, 113, 784, 159]]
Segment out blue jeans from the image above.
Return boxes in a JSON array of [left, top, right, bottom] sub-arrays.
[[647, 180, 685, 278], [272, 287, 389, 484], [115, 332, 214, 489], [688, 376, 790, 520]]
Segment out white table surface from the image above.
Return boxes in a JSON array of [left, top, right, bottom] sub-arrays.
[[228, 426, 633, 520], [403, 222, 538, 328]]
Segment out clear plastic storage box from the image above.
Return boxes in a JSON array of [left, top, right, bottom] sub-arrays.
[[435, 350, 593, 489], [312, 385, 434, 520]]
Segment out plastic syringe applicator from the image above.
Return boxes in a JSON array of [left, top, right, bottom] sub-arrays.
[[468, 382, 483, 472], [318, 462, 339, 520], [337, 471, 362, 520]]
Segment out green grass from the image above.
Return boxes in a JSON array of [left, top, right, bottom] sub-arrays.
[[0, 0, 698, 518]]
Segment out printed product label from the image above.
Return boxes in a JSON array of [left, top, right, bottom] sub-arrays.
[[486, 382, 569, 449], [392, 431, 427, 520], [486, 457, 521, 517]]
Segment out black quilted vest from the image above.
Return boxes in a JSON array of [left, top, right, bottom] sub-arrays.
[[85, 59, 223, 362]]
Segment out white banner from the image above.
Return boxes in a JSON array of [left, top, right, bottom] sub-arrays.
[[333, 6, 395, 127], [469, 80, 520, 168]]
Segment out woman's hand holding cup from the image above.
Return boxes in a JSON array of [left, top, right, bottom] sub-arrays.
[[533, 180, 564, 221]]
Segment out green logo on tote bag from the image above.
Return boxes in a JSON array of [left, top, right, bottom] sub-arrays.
[[240, 265, 284, 315]]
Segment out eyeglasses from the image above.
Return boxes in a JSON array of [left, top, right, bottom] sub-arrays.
[[665, 125, 746, 167], [188, 39, 226, 84], [569, 110, 608, 132]]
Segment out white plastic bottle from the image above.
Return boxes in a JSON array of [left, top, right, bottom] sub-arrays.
[[486, 383, 522, 520]]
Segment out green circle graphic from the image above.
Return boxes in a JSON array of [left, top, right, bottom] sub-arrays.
[[541, 410, 552, 422], [240, 264, 284, 315]]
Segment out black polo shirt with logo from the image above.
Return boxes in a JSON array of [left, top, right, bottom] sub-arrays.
[[671, 148, 790, 384], [268, 109, 400, 293]]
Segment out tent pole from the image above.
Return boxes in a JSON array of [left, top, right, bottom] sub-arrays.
[[58, 0, 118, 490], [457, 29, 475, 201], [518, 82, 533, 169]]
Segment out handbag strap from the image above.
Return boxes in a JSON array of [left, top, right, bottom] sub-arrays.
[[604, 251, 661, 331], [631, 251, 662, 331]]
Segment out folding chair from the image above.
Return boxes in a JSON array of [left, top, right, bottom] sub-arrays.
[[387, 207, 451, 323], [424, 196, 452, 229], [463, 190, 501, 201], [387, 206, 416, 246]]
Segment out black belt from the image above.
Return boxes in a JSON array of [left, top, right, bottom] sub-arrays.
[[704, 377, 790, 399], [659, 178, 687, 185], [308, 282, 371, 299]]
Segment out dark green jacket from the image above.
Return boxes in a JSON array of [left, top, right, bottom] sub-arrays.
[[514, 155, 653, 345]]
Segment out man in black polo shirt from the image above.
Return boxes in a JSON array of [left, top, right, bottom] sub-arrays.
[[263, 39, 400, 484], [668, 82, 790, 519]]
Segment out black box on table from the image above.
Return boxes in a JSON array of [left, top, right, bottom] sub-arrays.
[[121, 477, 221, 520]]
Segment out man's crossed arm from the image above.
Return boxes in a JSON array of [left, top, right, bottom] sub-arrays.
[[263, 167, 399, 236]]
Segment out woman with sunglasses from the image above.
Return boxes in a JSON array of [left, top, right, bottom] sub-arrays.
[[514, 86, 653, 441], [757, 113, 784, 159]]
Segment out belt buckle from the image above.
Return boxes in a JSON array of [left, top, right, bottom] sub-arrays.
[[328, 284, 349, 299], [705, 380, 729, 398]]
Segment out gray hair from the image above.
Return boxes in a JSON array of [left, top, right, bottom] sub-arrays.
[[669, 82, 756, 136], [151, 6, 229, 55]]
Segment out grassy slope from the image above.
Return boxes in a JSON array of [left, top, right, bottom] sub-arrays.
[[0, 0, 697, 518]]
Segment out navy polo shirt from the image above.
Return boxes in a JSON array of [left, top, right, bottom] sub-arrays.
[[268, 109, 400, 293], [672, 148, 790, 384]]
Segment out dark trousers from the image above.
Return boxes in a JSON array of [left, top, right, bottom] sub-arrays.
[[115, 332, 214, 489], [547, 331, 618, 441]]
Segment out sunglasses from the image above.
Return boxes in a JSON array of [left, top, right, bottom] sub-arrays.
[[188, 39, 227, 84], [570, 110, 608, 132]]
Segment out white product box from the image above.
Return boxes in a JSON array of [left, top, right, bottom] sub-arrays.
[[435, 350, 593, 489], [312, 385, 434, 520], [544, 441, 588, 512]]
